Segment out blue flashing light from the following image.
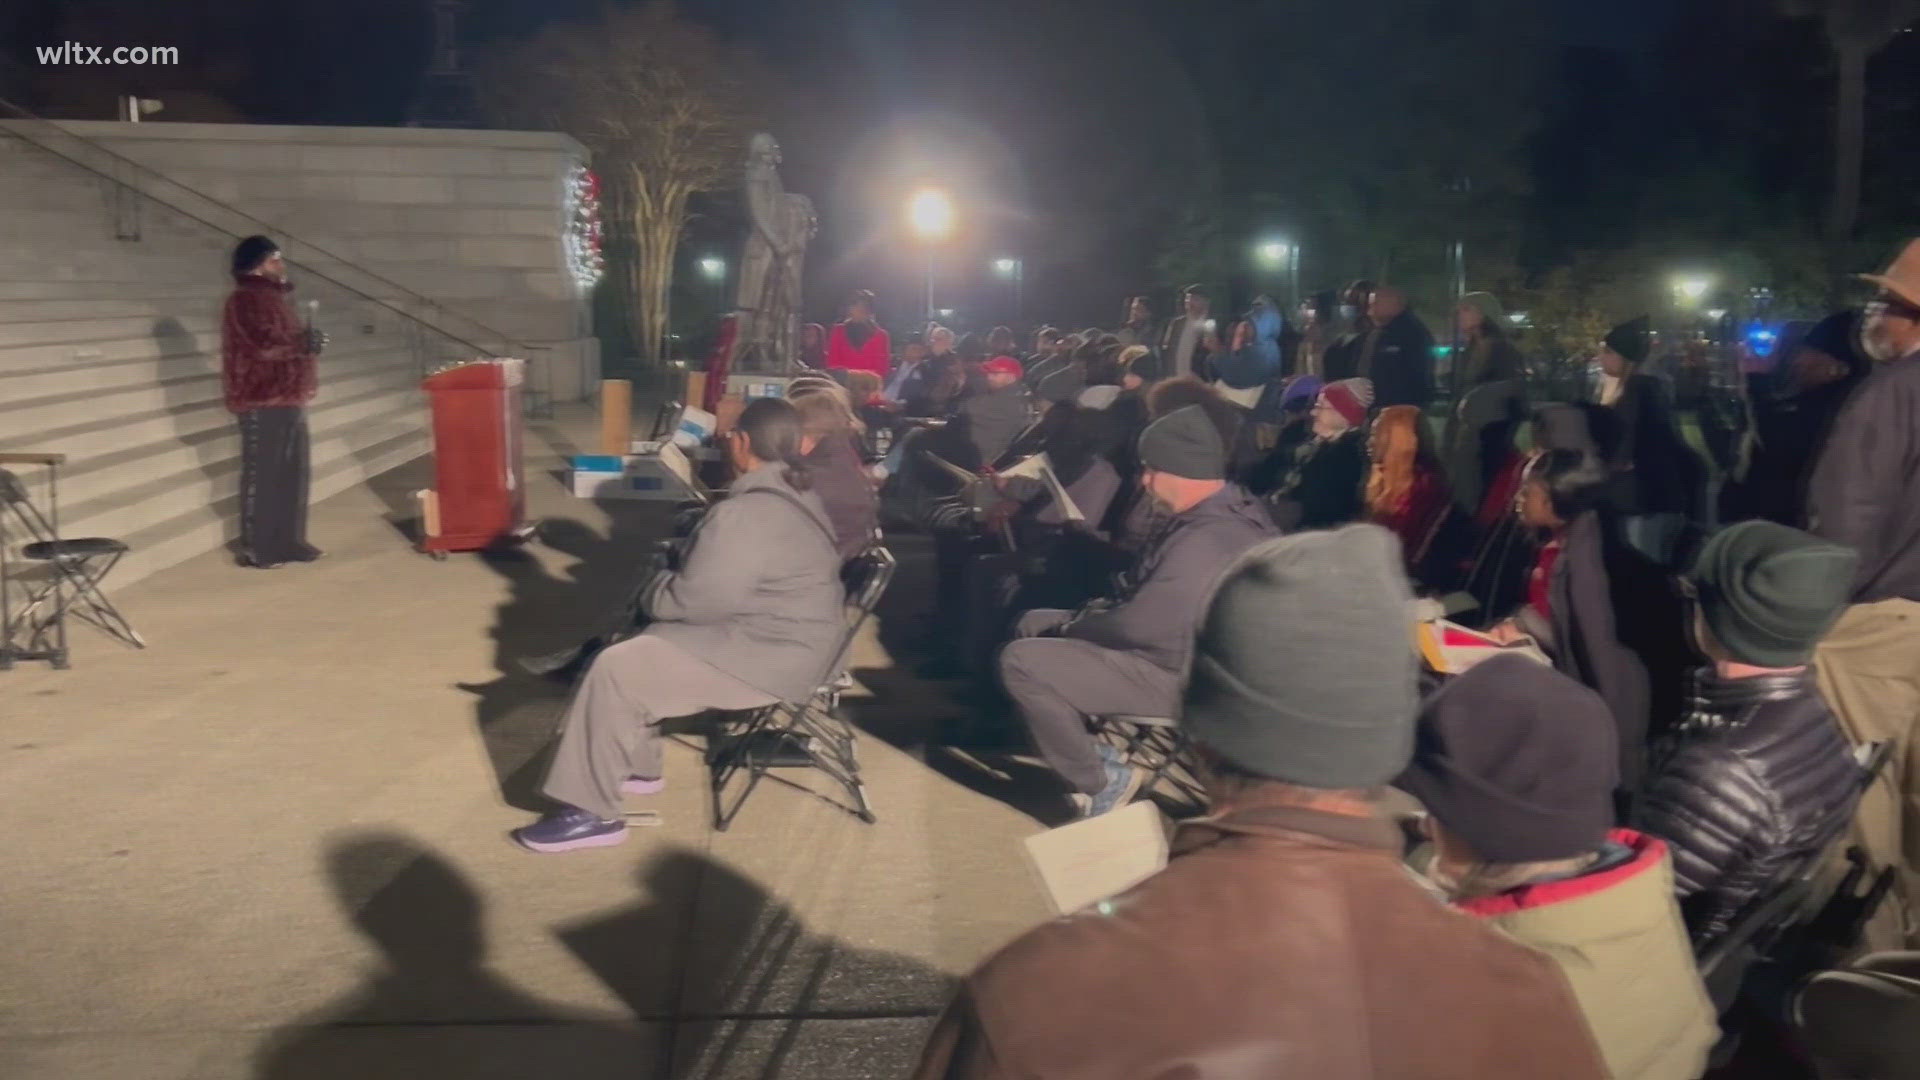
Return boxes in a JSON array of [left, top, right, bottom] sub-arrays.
[[1746, 324, 1780, 357]]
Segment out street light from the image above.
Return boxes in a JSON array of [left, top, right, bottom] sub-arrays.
[[1254, 238, 1301, 309], [697, 256, 727, 312], [1672, 274, 1713, 306], [907, 187, 956, 319], [993, 257, 1023, 321]]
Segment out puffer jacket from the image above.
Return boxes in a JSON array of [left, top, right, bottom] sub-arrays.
[[1635, 670, 1866, 942]]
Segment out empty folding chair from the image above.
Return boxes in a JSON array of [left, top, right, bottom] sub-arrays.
[[1, 456, 145, 671], [707, 545, 896, 831]]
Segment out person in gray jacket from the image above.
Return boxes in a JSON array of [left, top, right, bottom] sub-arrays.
[[514, 398, 845, 852], [999, 406, 1278, 818]]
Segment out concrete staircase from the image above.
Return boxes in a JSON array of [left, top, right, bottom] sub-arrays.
[[0, 132, 450, 590]]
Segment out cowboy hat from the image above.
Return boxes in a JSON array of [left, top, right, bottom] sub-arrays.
[[1859, 239, 1920, 310]]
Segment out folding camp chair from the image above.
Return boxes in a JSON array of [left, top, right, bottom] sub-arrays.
[[1092, 713, 1207, 810], [1, 455, 145, 670], [707, 544, 896, 831]]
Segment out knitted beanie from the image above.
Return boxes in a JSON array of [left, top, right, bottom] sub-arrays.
[[1604, 316, 1653, 364], [1138, 405, 1227, 480], [231, 234, 279, 278], [1689, 521, 1858, 667], [1186, 526, 1419, 788], [1319, 377, 1374, 429], [1397, 655, 1618, 863]]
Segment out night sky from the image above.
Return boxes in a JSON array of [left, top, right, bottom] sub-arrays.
[[3, 0, 1913, 334]]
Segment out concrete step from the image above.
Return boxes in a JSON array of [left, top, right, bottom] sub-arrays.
[[0, 298, 189, 321], [0, 313, 219, 349], [0, 345, 411, 411], [47, 383, 425, 515], [54, 403, 427, 551], [0, 353, 418, 450], [75, 420, 432, 591], [0, 280, 220, 301]]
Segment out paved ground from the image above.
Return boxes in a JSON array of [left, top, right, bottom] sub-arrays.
[[0, 406, 1058, 1079]]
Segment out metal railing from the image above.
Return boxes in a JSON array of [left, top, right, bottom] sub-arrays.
[[0, 97, 549, 402]]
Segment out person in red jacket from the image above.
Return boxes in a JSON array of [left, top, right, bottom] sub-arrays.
[[221, 235, 323, 569], [824, 289, 890, 378]]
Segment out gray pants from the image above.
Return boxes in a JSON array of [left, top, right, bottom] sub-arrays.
[[542, 634, 775, 820], [999, 608, 1182, 795]]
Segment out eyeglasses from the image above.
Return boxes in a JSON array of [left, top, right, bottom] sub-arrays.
[[1868, 298, 1920, 321]]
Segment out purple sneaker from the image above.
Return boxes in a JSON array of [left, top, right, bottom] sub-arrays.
[[512, 807, 626, 853], [621, 775, 665, 796]]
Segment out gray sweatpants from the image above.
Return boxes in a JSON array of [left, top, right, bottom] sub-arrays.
[[542, 633, 776, 820], [999, 609, 1182, 795]]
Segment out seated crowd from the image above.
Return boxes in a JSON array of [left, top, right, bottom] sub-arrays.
[[514, 239, 1920, 1078]]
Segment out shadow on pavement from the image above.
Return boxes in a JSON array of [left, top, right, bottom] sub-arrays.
[[458, 507, 674, 811], [559, 847, 950, 1079], [253, 831, 651, 1080]]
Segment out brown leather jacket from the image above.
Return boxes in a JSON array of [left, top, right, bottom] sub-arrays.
[[914, 804, 1608, 1080]]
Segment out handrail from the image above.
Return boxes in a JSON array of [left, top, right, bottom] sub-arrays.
[[0, 96, 533, 362]]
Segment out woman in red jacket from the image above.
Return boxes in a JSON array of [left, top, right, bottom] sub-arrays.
[[221, 235, 322, 569], [825, 289, 891, 378]]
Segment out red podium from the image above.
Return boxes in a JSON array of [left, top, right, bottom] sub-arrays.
[[419, 359, 530, 556]]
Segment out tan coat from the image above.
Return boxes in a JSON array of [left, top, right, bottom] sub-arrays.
[[913, 804, 1609, 1080], [1460, 830, 1718, 1080]]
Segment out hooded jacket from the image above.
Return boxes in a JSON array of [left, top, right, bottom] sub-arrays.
[[1212, 298, 1284, 392], [1059, 483, 1275, 674], [1636, 670, 1867, 943], [642, 462, 845, 701], [1457, 829, 1718, 1080], [221, 275, 317, 412], [915, 804, 1610, 1080]]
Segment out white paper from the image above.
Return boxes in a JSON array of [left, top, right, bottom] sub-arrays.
[[1001, 453, 1085, 523], [1022, 801, 1169, 915]]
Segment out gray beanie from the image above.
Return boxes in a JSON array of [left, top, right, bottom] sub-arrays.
[[1186, 525, 1419, 788], [1138, 405, 1226, 480]]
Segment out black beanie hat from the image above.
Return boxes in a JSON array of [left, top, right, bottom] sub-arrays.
[[231, 234, 279, 278], [1186, 526, 1419, 788], [1604, 316, 1652, 364], [1397, 655, 1618, 863], [1137, 405, 1226, 479], [1689, 520, 1857, 667]]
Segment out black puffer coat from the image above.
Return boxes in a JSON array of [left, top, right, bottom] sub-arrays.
[[1635, 670, 1865, 943]]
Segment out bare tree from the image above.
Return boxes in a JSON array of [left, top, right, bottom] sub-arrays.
[[480, 2, 763, 366], [1780, 0, 1920, 247]]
